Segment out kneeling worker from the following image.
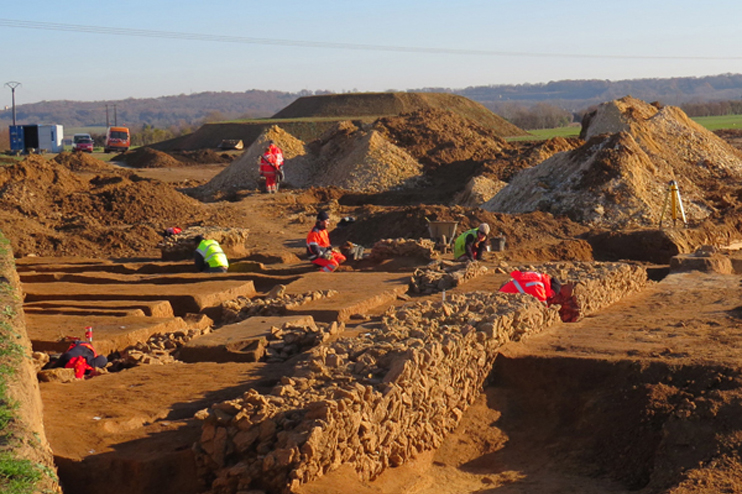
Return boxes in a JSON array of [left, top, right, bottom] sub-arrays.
[[194, 235, 229, 273], [307, 211, 346, 272], [499, 271, 562, 305], [454, 223, 490, 262]]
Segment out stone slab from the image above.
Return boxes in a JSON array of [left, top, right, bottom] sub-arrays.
[[26, 313, 188, 355], [283, 271, 410, 323], [178, 315, 315, 363]]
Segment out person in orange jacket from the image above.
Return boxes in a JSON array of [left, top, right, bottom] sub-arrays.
[[52, 340, 108, 379], [259, 141, 284, 194], [499, 271, 562, 305], [306, 211, 346, 272]]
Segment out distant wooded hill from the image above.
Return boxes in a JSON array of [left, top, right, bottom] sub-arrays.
[[3, 74, 742, 131]]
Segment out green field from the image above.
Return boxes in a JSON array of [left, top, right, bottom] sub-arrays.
[[690, 114, 742, 131], [508, 114, 742, 141]]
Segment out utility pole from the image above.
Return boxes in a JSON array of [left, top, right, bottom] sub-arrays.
[[4, 81, 21, 126], [113, 104, 117, 126], [105, 105, 110, 127]]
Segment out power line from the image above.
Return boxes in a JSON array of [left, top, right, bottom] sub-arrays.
[[1, 18, 741, 61]]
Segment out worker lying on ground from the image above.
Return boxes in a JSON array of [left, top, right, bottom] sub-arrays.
[[454, 223, 490, 261], [50, 340, 108, 379], [307, 211, 346, 272], [194, 235, 229, 273], [499, 270, 562, 305]]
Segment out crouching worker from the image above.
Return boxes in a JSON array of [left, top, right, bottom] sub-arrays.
[[307, 211, 346, 272], [52, 340, 108, 379], [194, 235, 229, 273], [454, 223, 490, 262], [499, 271, 562, 305]]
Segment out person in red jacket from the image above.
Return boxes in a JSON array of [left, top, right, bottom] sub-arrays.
[[51, 340, 108, 379], [499, 271, 561, 305], [259, 141, 284, 194], [306, 211, 346, 272]]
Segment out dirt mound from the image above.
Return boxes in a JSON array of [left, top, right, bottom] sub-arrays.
[[452, 176, 507, 207], [373, 108, 510, 168], [115, 147, 185, 168], [53, 151, 115, 173], [195, 108, 530, 201], [483, 97, 742, 228], [329, 204, 592, 262], [273, 92, 529, 137], [196, 126, 309, 196], [167, 149, 234, 164], [198, 123, 423, 196], [310, 125, 422, 192], [0, 155, 87, 216], [0, 155, 214, 258]]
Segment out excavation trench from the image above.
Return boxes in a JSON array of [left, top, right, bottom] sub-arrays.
[[52, 354, 741, 494], [298, 355, 742, 494]]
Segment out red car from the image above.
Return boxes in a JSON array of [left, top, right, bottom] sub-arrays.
[[72, 134, 94, 153]]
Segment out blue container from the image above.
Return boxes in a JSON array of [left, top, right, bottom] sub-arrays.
[[9, 125, 24, 152]]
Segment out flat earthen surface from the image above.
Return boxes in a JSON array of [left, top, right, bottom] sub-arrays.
[[179, 314, 315, 363], [501, 272, 742, 365], [283, 271, 411, 322], [26, 313, 187, 354]]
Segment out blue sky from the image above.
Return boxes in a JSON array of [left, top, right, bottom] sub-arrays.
[[1, 0, 741, 105]]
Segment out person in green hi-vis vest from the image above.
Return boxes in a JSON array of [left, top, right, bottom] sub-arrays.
[[453, 223, 490, 261]]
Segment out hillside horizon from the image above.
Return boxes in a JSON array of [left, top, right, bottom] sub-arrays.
[[3, 73, 742, 131]]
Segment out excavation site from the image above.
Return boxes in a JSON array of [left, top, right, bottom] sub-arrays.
[[5, 93, 742, 494]]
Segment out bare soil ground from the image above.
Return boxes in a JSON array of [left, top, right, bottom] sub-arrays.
[[10, 97, 742, 494]]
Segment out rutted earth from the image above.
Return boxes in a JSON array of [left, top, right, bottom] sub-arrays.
[[7, 95, 742, 494]]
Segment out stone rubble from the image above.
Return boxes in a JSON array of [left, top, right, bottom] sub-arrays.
[[368, 238, 438, 262], [221, 289, 338, 324], [119, 327, 212, 367], [191, 261, 647, 494], [409, 260, 488, 294], [264, 321, 342, 363], [513, 261, 649, 318]]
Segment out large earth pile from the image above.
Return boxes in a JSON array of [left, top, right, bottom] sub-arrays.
[[196, 108, 541, 202], [114, 147, 185, 168], [115, 147, 236, 168], [272, 92, 529, 138], [482, 96, 742, 228], [194, 125, 310, 197], [372, 108, 510, 168], [53, 151, 117, 173], [306, 122, 422, 191], [0, 155, 210, 258]]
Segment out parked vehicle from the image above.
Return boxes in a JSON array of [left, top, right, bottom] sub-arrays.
[[104, 127, 130, 153], [72, 133, 94, 153]]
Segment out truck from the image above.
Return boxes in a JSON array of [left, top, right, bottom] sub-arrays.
[[104, 126, 130, 153], [9, 125, 64, 154]]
